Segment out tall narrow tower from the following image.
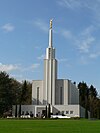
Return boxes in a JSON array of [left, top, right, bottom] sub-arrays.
[[43, 20, 57, 105]]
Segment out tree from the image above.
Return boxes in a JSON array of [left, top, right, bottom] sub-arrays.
[[78, 82, 89, 108], [48, 104, 51, 118], [78, 82, 90, 118], [78, 82, 99, 119], [0, 72, 23, 116], [18, 104, 21, 117], [15, 105, 17, 118], [20, 80, 27, 105], [89, 85, 97, 98], [88, 85, 97, 118], [0, 71, 32, 117], [20, 80, 32, 105], [96, 99, 100, 119], [11, 78, 22, 105], [0, 72, 13, 116], [45, 106, 47, 118]]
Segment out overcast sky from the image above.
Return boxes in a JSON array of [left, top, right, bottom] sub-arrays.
[[0, 0, 100, 93]]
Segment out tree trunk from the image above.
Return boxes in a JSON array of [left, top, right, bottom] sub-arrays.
[[15, 105, 17, 118], [48, 104, 51, 118]]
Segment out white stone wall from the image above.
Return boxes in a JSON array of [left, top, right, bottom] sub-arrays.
[[55, 79, 64, 105], [55, 79, 70, 105], [43, 59, 48, 104], [12, 105, 85, 118], [68, 81, 79, 104], [12, 105, 35, 116], [44, 59, 57, 105], [32, 80, 43, 105], [52, 59, 57, 105], [63, 80, 69, 105], [55, 79, 79, 105], [52, 105, 80, 117]]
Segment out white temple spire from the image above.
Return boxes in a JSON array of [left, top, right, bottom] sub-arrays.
[[50, 19, 53, 29], [49, 19, 53, 47], [46, 19, 55, 59]]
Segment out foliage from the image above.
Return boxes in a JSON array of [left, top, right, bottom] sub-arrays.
[[0, 71, 32, 116], [78, 81, 100, 119], [45, 106, 47, 118], [48, 104, 51, 118], [0, 72, 14, 116], [20, 80, 32, 105]]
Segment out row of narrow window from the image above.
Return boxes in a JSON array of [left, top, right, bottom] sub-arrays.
[[22, 111, 73, 115], [66, 111, 73, 114], [22, 111, 33, 115]]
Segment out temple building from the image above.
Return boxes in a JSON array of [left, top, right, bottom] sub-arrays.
[[12, 20, 85, 118]]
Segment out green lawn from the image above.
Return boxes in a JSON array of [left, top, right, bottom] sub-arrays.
[[0, 119, 100, 133]]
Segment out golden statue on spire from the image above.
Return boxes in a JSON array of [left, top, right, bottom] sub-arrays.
[[50, 19, 53, 29]]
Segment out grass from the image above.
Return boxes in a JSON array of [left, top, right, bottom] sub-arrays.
[[0, 119, 100, 133]]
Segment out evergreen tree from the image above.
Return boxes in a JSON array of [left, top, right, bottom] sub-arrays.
[[78, 81, 89, 108], [15, 104, 17, 118], [0, 72, 13, 115], [20, 80, 32, 105], [45, 105, 47, 118], [18, 104, 21, 117], [48, 104, 51, 118]]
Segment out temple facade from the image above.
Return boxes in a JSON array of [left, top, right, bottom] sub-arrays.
[[12, 20, 85, 118]]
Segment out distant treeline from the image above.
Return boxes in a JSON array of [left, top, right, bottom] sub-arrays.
[[0, 71, 32, 117], [78, 82, 100, 119], [0, 71, 100, 119]]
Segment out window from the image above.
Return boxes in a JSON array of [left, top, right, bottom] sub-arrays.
[[66, 111, 69, 114], [49, 48, 51, 58], [70, 111, 73, 114], [37, 87, 39, 105]]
